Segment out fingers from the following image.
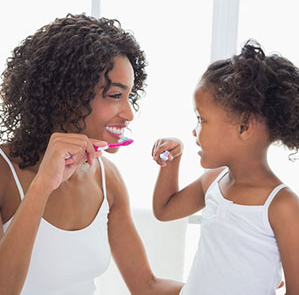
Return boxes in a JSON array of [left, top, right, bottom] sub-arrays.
[[152, 138, 183, 167], [49, 133, 106, 165], [86, 139, 108, 165]]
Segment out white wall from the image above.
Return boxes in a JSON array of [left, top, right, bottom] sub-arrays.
[[1, 1, 299, 294]]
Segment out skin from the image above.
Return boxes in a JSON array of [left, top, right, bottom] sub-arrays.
[[0, 55, 183, 295], [152, 86, 299, 295]]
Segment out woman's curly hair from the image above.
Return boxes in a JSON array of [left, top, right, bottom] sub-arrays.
[[201, 39, 299, 152], [0, 13, 147, 168]]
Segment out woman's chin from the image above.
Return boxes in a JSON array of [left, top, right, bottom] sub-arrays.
[[104, 147, 120, 154]]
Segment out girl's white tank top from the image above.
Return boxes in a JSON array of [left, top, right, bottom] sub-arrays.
[[1, 149, 111, 295], [180, 168, 286, 295]]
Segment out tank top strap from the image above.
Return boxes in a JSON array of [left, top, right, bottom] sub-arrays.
[[264, 183, 288, 208], [205, 167, 229, 199], [262, 183, 288, 234], [214, 167, 229, 183], [0, 148, 25, 200], [97, 156, 107, 199]]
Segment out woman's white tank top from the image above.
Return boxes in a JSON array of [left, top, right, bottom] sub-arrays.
[[1, 149, 111, 295]]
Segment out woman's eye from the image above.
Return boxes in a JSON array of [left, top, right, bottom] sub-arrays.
[[108, 93, 122, 99]]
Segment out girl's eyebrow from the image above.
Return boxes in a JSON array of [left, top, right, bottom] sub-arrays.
[[195, 107, 205, 115]]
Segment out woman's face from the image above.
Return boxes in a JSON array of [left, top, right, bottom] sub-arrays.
[[84, 55, 135, 153]]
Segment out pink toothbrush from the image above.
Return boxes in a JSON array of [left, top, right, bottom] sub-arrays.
[[65, 137, 133, 159], [95, 137, 134, 151]]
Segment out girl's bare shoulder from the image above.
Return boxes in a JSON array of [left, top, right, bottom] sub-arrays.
[[269, 186, 299, 228], [200, 166, 227, 194]]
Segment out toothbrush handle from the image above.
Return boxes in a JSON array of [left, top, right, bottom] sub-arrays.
[[95, 145, 109, 151], [64, 145, 107, 159]]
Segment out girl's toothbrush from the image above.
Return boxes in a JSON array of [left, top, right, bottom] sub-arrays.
[[94, 137, 134, 151], [64, 137, 133, 159], [160, 150, 170, 162]]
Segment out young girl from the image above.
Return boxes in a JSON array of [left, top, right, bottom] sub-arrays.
[[152, 40, 299, 295]]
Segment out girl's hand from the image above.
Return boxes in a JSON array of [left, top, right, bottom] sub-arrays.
[[152, 137, 184, 167], [32, 133, 107, 194]]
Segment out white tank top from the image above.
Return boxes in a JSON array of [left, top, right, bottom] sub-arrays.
[[181, 168, 285, 295], [1, 149, 111, 295]]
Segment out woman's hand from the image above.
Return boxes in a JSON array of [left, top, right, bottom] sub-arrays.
[[32, 133, 107, 194], [152, 137, 184, 167]]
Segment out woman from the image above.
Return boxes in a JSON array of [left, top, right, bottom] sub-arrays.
[[0, 14, 183, 295]]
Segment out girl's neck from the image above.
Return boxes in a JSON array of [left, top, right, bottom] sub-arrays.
[[226, 159, 279, 186]]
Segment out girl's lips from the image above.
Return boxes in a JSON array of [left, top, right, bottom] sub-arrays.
[[197, 146, 203, 156]]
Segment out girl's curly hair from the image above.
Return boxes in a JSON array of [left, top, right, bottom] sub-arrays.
[[0, 13, 147, 168], [201, 39, 299, 151]]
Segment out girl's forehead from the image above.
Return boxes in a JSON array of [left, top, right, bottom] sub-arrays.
[[193, 87, 233, 119], [193, 87, 214, 107]]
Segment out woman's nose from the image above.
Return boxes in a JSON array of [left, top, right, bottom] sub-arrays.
[[120, 100, 134, 122]]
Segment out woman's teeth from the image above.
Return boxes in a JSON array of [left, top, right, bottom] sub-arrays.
[[104, 126, 124, 135]]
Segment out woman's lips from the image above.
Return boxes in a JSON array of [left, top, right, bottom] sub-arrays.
[[104, 125, 125, 139]]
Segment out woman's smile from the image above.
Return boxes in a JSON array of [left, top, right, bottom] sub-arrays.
[[104, 125, 126, 140]]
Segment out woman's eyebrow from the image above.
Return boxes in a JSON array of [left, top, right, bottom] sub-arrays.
[[110, 82, 128, 90]]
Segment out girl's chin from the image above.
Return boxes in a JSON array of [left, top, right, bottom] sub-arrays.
[[199, 156, 213, 169]]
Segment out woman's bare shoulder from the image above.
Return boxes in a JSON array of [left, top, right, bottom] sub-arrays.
[[100, 156, 120, 176], [0, 145, 15, 206], [99, 156, 128, 207]]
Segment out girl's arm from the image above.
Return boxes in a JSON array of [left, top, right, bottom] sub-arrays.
[[152, 138, 220, 221], [269, 188, 299, 295], [104, 158, 183, 295], [0, 133, 104, 295]]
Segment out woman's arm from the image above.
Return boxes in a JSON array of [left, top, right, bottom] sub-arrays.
[[0, 181, 49, 295], [0, 134, 104, 295], [105, 158, 183, 295], [269, 188, 299, 295]]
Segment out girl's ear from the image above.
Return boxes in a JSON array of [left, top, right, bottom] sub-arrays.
[[238, 113, 256, 140]]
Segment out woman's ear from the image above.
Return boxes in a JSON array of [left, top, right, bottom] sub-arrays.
[[238, 113, 256, 140]]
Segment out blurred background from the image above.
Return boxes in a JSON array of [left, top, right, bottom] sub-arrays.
[[1, 1, 299, 294]]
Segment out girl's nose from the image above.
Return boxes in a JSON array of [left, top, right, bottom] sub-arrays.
[[192, 129, 197, 137], [193, 123, 201, 138]]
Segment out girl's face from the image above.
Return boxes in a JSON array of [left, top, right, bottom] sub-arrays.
[[84, 55, 134, 153], [193, 86, 242, 168]]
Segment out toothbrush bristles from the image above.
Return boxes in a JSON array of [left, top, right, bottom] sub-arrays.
[[119, 137, 129, 142]]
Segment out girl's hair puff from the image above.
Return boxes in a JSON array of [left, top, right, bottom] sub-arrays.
[[0, 14, 147, 168], [200, 39, 299, 151]]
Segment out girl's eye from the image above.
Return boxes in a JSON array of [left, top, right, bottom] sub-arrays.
[[197, 116, 204, 123]]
